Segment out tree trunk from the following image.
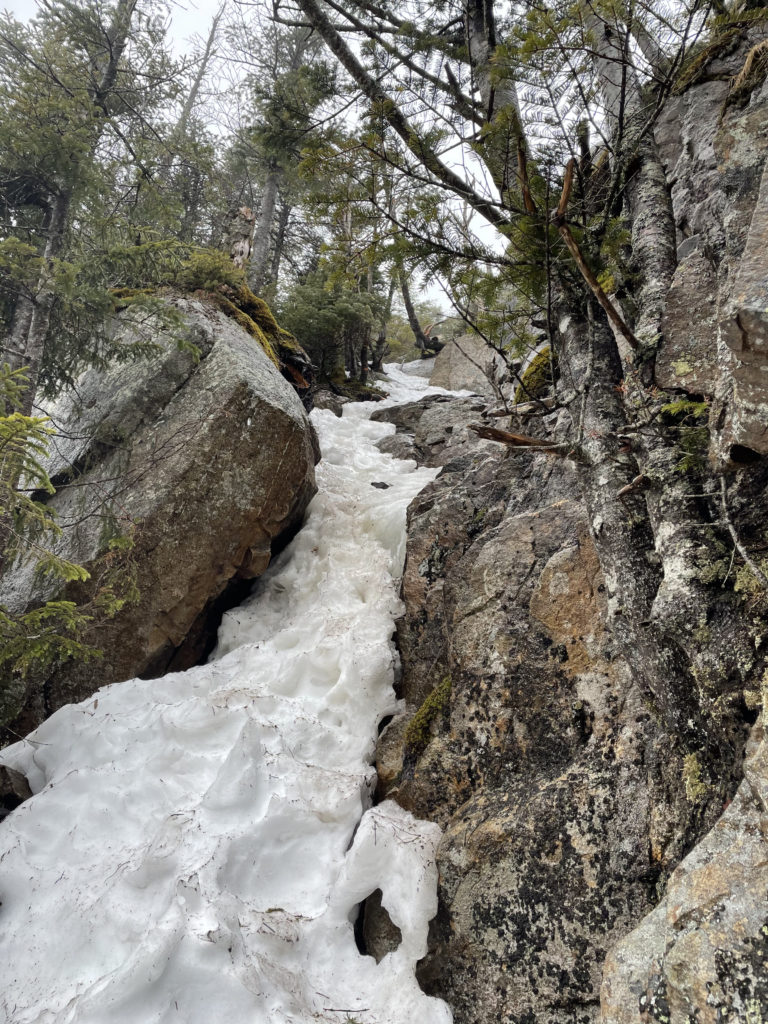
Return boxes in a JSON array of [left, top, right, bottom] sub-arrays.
[[268, 202, 292, 289], [19, 190, 71, 418], [399, 269, 430, 353], [372, 276, 396, 372], [465, 0, 525, 196], [3, 294, 34, 375], [249, 164, 282, 295], [223, 205, 256, 269]]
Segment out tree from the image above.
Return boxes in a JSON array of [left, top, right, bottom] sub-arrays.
[[212, 6, 338, 298], [286, 0, 763, 778]]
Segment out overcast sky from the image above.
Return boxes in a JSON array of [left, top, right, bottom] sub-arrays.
[[1, 0, 223, 49]]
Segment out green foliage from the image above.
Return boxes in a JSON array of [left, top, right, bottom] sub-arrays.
[[277, 271, 384, 381], [661, 399, 711, 474], [177, 250, 247, 292], [404, 677, 452, 757], [0, 365, 141, 709], [0, 365, 92, 697], [0, 601, 98, 683]]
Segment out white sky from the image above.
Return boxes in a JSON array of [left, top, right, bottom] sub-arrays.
[[0, 0, 453, 313], [1, 0, 224, 49]]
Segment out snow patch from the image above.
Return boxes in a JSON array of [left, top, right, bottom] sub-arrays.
[[0, 367, 452, 1024]]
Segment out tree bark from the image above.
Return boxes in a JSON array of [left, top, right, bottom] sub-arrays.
[[465, 0, 526, 197], [268, 201, 292, 289], [249, 163, 282, 295], [18, 190, 71, 418], [399, 269, 430, 353]]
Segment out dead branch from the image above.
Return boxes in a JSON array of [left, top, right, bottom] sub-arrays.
[[719, 475, 768, 590], [469, 423, 565, 455], [552, 158, 640, 351]]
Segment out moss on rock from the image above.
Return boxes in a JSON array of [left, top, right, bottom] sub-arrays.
[[515, 347, 554, 404], [404, 676, 452, 757]]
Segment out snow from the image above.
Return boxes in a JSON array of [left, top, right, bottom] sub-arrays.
[[0, 363, 456, 1024]]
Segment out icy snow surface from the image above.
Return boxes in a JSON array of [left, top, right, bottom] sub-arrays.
[[0, 364, 457, 1024]]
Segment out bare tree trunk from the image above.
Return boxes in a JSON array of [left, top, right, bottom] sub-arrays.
[[558, 296, 708, 749], [249, 164, 282, 295], [223, 206, 255, 269], [172, 6, 223, 141], [19, 190, 71, 418], [3, 294, 34, 375], [267, 201, 292, 289], [372, 276, 396, 372], [465, 0, 525, 195], [399, 269, 430, 353], [583, 7, 756, 746]]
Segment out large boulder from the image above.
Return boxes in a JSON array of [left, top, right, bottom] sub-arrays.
[[1, 298, 318, 735], [429, 335, 506, 398]]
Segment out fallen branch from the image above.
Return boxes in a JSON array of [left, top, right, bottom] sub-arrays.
[[469, 423, 565, 455], [486, 396, 557, 417]]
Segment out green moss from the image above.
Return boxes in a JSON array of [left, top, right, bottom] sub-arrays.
[[698, 558, 730, 586], [682, 753, 710, 803], [734, 559, 768, 598], [110, 250, 301, 371], [515, 347, 554, 404], [327, 371, 386, 402], [111, 287, 159, 309], [692, 623, 712, 645], [208, 293, 280, 368], [404, 677, 452, 756]]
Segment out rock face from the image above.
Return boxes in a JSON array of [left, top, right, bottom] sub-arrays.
[[1, 298, 317, 735], [429, 335, 506, 398], [365, 29, 768, 1024], [369, 397, 747, 1024], [653, 31, 768, 460], [602, 710, 768, 1024]]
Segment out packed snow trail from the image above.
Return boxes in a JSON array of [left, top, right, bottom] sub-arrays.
[[0, 364, 455, 1024]]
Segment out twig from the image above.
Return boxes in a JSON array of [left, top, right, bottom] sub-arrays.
[[719, 475, 768, 589]]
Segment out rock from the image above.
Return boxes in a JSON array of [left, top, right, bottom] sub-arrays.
[[312, 389, 350, 417], [370, 396, 736, 1024], [718, 157, 768, 456], [656, 250, 719, 394], [601, 713, 768, 1024], [429, 335, 507, 398], [1, 298, 317, 736], [361, 888, 404, 964], [371, 394, 490, 468], [652, 29, 768, 462], [0, 764, 32, 819]]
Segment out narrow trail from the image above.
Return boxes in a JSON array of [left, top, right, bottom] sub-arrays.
[[0, 364, 454, 1024]]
